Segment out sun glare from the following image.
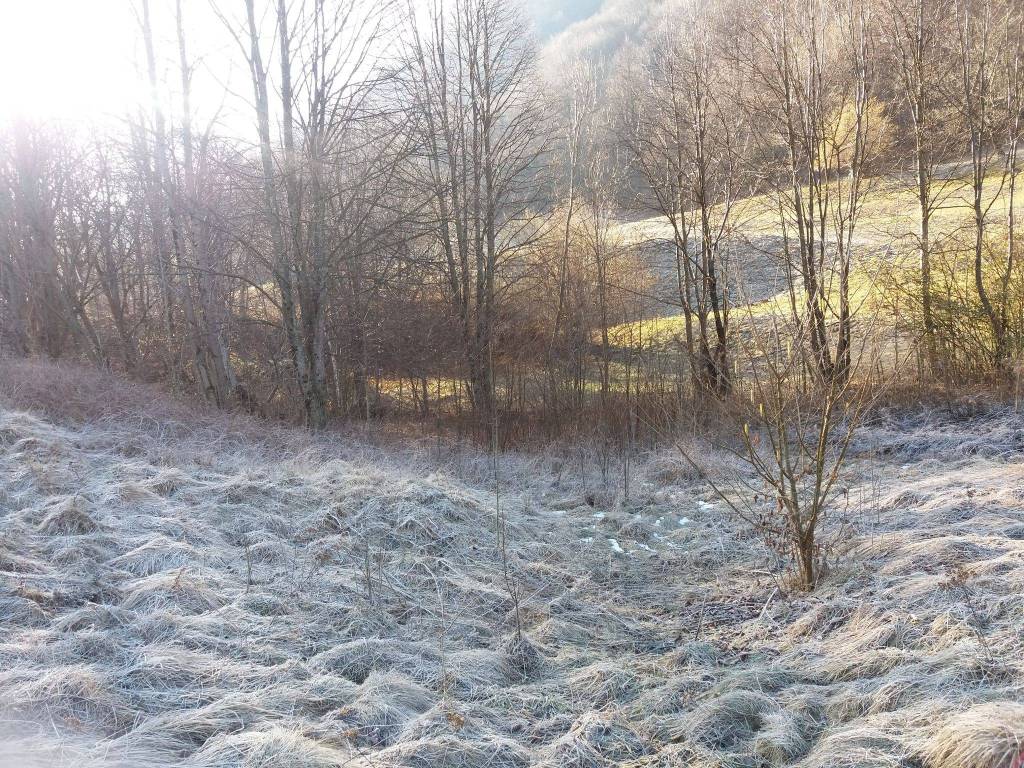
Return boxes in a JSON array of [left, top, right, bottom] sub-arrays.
[[0, 1, 144, 122]]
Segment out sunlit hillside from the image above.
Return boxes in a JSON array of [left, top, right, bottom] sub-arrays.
[[608, 169, 1020, 348]]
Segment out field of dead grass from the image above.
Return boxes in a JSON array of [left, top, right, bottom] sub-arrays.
[[1, 359, 1023, 767]]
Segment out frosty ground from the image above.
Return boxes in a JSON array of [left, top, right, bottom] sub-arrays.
[[2, 362, 1023, 767]]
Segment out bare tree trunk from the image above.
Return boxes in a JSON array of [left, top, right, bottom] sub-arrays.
[[140, 0, 180, 384], [176, 0, 237, 406]]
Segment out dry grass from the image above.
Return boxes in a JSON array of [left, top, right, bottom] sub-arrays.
[[1, 359, 1024, 766], [925, 703, 1024, 768]]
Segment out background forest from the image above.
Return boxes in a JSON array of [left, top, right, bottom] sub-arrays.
[[1, 0, 1022, 442]]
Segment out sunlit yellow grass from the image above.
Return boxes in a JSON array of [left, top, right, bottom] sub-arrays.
[[613, 170, 1014, 249], [377, 377, 463, 408], [608, 169, 1018, 347]]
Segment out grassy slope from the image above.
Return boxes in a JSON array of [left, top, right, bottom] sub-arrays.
[[1, 359, 1024, 766], [609, 170, 1017, 347]]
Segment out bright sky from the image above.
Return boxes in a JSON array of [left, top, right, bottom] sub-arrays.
[[0, 0, 606, 126], [0, 1, 142, 122]]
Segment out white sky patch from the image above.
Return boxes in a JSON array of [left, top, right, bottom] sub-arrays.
[[1, 0, 603, 129], [0, 0, 249, 132], [0, 1, 143, 122]]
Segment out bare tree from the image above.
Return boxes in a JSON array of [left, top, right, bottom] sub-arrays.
[[681, 308, 891, 590], [173, 0, 239, 406], [951, 0, 1005, 367], [995, 0, 1024, 362], [227, 0, 396, 427], [403, 0, 549, 433], [882, 0, 959, 372], [623, 3, 744, 396], [742, 0, 878, 385]]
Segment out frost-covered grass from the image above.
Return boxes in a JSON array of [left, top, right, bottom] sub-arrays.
[[1, 360, 1024, 767]]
